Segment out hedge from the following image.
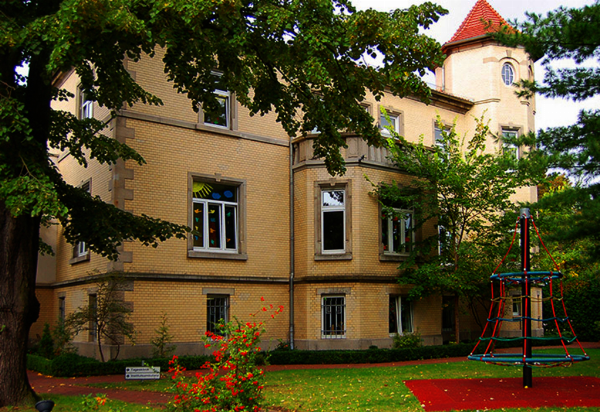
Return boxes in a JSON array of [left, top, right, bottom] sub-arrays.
[[27, 353, 210, 378], [27, 339, 570, 377]]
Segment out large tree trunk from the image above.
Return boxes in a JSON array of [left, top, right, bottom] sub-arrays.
[[0, 204, 41, 407]]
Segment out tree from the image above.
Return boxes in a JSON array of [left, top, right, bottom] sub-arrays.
[[372, 115, 543, 342], [65, 277, 135, 362], [0, 0, 448, 405], [496, 3, 600, 259]]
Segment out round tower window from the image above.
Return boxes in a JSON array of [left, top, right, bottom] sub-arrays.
[[502, 63, 515, 86]]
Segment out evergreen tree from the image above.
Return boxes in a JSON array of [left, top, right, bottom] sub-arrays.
[[0, 0, 447, 405], [497, 2, 600, 258]]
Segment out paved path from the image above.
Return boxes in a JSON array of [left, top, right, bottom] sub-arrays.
[[28, 342, 599, 408]]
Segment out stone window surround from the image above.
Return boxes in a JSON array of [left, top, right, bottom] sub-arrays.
[[187, 173, 248, 261], [314, 180, 352, 261]]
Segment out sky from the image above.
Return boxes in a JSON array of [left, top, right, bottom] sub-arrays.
[[351, 0, 599, 132]]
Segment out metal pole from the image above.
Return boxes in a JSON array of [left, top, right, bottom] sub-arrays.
[[520, 208, 532, 388]]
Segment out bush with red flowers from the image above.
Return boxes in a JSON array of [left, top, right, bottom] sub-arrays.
[[168, 299, 284, 412]]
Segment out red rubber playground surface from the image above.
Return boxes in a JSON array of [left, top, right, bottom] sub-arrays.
[[405, 376, 600, 411]]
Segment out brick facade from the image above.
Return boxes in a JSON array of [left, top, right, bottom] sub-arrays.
[[33, 2, 540, 358]]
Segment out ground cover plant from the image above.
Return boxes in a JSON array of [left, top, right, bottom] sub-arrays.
[[76, 348, 598, 411]]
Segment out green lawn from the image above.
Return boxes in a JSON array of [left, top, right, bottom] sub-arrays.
[[6, 348, 597, 412], [0, 394, 163, 412], [266, 348, 599, 411]]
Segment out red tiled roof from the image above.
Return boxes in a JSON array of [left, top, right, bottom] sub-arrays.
[[445, 0, 509, 45]]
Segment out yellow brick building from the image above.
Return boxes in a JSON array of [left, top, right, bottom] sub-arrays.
[[33, 0, 540, 358]]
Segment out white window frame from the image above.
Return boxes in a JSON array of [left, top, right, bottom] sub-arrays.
[[434, 124, 451, 149], [76, 241, 88, 257], [80, 90, 93, 119], [192, 185, 238, 254], [321, 295, 346, 339], [502, 128, 520, 160], [389, 295, 413, 336], [382, 208, 414, 255], [502, 63, 515, 86], [380, 113, 399, 137], [204, 89, 231, 129], [321, 190, 346, 254]]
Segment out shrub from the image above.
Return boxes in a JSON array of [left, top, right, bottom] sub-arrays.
[[168, 299, 285, 412], [38, 323, 55, 359], [151, 312, 176, 358], [392, 330, 423, 349]]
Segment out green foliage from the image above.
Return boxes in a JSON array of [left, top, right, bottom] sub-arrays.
[[168, 302, 284, 412], [52, 317, 77, 357], [370, 114, 544, 339], [392, 330, 423, 349], [38, 323, 55, 359], [150, 313, 176, 359], [497, 3, 600, 260], [66, 277, 136, 362], [26, 352, 210, 377]]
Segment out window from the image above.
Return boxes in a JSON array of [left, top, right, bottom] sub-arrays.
[[502, 128, 520, 160], [513, 297, 522, 317], [382, 208, 413, 255], [442, 296, 455, 333], [207, 295, 229, 335], [58, 297, 66, 321], [502, 63, 515, 86], [322, 190, 346, 253], [434, 124, 451, 149], [322, 296, 346, 338], [438, 223, 453, 256], [380, 113, 399, 137], [389, 296, 413, 335], [89, 294, 97, 342], [315, 181, 351, 259], [79, 89, 93, 119], [204, 89, 231, 128], [71, 180, 91, 264], [192, 182, 238, 253]]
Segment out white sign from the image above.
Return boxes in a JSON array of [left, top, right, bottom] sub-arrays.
[[125, 366, 160, 380]]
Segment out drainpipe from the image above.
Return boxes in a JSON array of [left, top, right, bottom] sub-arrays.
[[289, 137, 295, 350]]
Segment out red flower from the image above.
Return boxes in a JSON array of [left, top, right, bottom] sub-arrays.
[[260, 297, 265, 301]]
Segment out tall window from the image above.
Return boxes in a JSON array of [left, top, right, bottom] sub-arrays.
[[192, 182, 238, 253], [502, 128, 520, 160], [389, 296, 413, 335], [322, 296, 346, 338], [75, 181, 90, 258], [58, 297, 66, 321], [89, 294, 97, 342], [434, 124, 451, 149], [380, 113, 399, 137], [321, 190, 346, 253], [207, 295, 229, 335], [204, 89, 230, 128], [79, 89, 93, 119], [501, 63, 515, 86], [381, 208, 413, 255], [442, 296, 455, 333]]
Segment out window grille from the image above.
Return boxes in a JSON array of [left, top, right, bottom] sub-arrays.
[[322, 296, 346, 338]]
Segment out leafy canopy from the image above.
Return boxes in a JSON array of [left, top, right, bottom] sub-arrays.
[[1, 0, 448, 259], [370, 114, 544, 328], [496, 2, 600, 258]]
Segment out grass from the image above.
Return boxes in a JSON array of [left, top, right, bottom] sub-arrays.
[[0, 394, 163, 412], [266, 348, 600, 412], [4, 348, 598, 412]]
